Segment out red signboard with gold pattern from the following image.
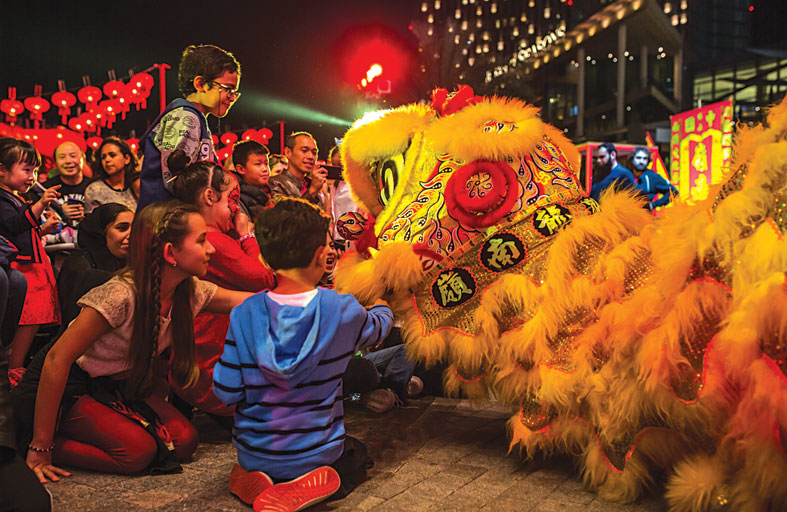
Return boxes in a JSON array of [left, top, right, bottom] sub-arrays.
[[670, 100, 734, 204]]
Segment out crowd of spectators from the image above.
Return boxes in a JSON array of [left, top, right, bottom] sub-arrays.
[[0, 43, 425, 512]]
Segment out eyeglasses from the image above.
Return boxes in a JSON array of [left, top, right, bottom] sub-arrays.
[[211, 82, 241, 99]]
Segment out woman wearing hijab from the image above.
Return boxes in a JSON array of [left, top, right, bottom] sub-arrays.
[[57, 204, 133, 327]]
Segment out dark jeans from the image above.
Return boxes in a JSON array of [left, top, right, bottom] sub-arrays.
[[343, 345, 416, 403], [0, 265, 26, 348], [0, 451, 52, 511]]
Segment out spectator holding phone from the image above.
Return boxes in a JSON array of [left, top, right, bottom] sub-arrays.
[[268, 132, 327, 210], [47, 142, 90, 227]]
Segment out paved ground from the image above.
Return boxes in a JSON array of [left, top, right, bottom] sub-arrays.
[[46, 397, 668, 511]]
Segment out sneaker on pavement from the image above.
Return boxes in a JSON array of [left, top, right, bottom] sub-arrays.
[[8, 367, 26, 388], [253, 466, 340, 512], [229, 463, 274, 504], [359, 388, 396, 413], [407, 376, 424, 397]]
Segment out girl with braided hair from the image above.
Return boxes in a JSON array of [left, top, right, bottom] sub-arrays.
[[166, 149, 275, 421], [13, 200, 253, 483]]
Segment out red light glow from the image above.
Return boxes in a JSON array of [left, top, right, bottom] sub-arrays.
[[337, 25, 414, 88]]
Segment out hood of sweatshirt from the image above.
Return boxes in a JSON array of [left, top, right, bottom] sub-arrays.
[[229, 288, 345, 387]]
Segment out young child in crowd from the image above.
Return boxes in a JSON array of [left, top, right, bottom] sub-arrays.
[[214, 198, 393, 511], [0, 138, 61, 387], [138, 44, 241, 210], [232, 140, 271, 221], [14, 201, 252, 482], [168, 149, 275, 419]]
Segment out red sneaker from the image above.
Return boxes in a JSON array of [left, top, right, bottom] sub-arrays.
[[229, 463, 274, 504], [8, 367, 26, 388], [253, 466, 341, 512]]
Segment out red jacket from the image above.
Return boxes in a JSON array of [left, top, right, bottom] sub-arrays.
[[173, 231, 275, 415]]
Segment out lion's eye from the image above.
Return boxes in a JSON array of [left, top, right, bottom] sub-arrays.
[[371, 153, 405, 207]]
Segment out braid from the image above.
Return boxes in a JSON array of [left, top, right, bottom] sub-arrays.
[[149, 247, 163, 359], [133, 207, 177, 397], [148, 208, 177, 360]]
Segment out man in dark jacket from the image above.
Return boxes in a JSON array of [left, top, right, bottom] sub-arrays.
[[268, 132, 327, 209], [590, 142, 635, 201], [630, 146, 678, 211]]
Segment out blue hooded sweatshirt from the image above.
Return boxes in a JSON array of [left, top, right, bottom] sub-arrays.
[[213, 288, 393, 480]]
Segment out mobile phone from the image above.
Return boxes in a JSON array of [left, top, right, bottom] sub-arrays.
[[323, 165, 344, 181]]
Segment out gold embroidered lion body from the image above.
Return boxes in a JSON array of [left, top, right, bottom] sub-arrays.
[[335, 87, 787, 511]]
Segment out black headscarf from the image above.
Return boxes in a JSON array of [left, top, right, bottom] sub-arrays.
[[77, 202, 132, 272]]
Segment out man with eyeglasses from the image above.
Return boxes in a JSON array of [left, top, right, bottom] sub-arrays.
[[589, 142, 635, 202], [138, 44, 242, 209]]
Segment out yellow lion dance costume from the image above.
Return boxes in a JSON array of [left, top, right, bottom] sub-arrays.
[[334, 86, 787, 511]]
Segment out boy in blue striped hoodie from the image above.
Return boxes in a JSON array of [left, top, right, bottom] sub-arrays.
[[214, 198, 393, 512]]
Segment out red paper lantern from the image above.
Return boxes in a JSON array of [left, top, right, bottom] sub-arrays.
[[116, 95, 130, 120], [258, 127, 273, 141], [87, 136, 102, 151], [81, 112, 98, 133], [51, 91, 77, 124], [96, 99, 122, 128], [241, 129, 259, 142], [126, 73, 153, 111], [217, 146, 232, 161], [68, 116, 86, 132], [130, 72, 154, 90], [220, 132, 238, 146], [126, 82, 150, 111], [23, 97, 51, 128], [78, 86, 102, 111], [102, 80, 125, 99], [0, 99, 24, 125], [126, 137, 140, 153]]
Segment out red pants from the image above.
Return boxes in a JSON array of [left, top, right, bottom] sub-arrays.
[[53, 394, 198, 474]]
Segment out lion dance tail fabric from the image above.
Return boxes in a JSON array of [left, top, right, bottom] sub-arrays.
[[334, 87, 787, 511]]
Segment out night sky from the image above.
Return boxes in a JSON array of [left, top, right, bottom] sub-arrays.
[[1, 0, 422, 154]]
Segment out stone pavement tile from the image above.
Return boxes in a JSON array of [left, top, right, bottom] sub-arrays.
[[372, 488, 440, 512], [481, 496, 541, 511], [353, 469, 395, 494], [50, 481, 102, 509], [120, 489, 183, 509], [533, 497, 602, 511], [441, 462, 488, 480], [318, 492, 386, 511], [547, 476, 596, 505], [456, 450, 521, 475], [450, 469, 522, 503], [523, 465, 573, 488], [497, 476, 555, 504], [428, 491, 493, 511], [454, 398, 511, 418], [365, 460, 443, 499], [407, 467, 484, 500]]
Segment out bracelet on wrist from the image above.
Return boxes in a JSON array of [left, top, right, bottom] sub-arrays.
[[238, 233, 256, 243], [28, 442, 55, 453]]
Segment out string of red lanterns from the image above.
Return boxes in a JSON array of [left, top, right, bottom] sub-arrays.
[[3, 68, 277, 165], [1, 69, 155, 136]]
